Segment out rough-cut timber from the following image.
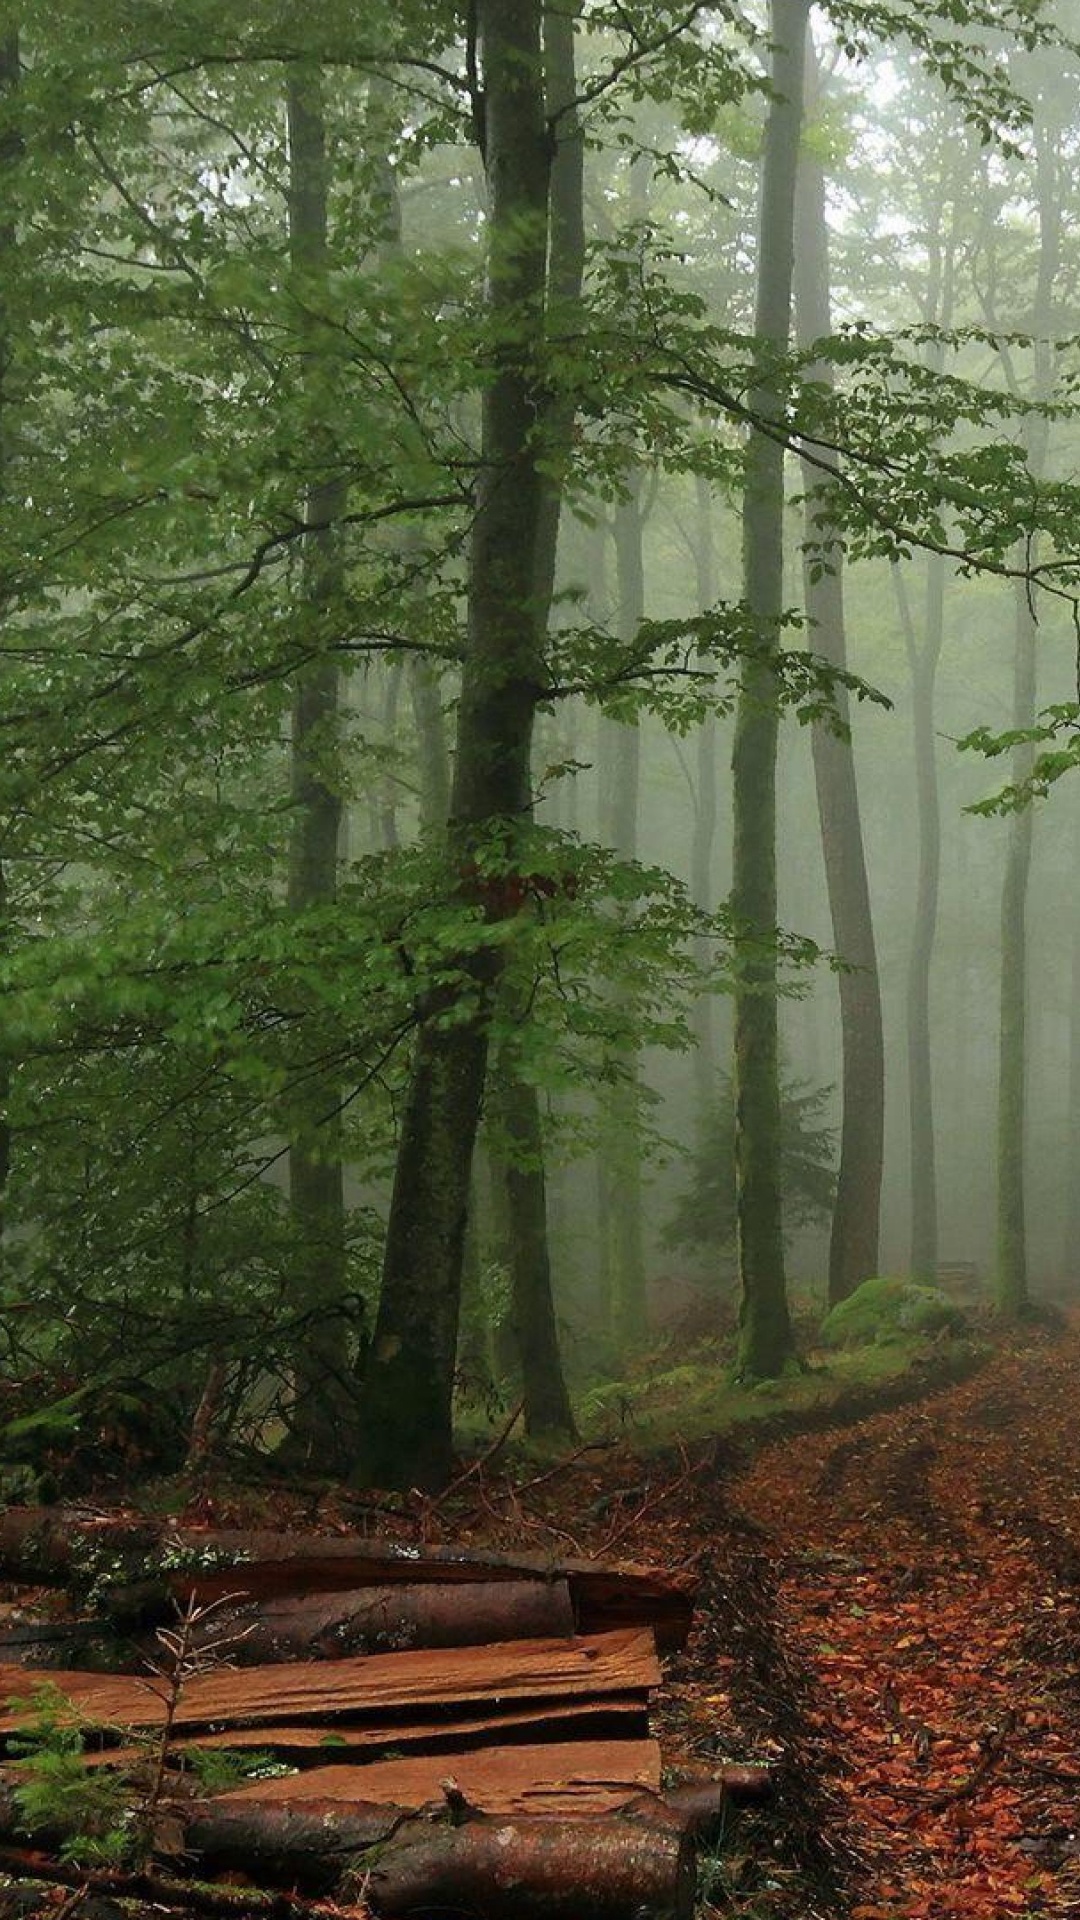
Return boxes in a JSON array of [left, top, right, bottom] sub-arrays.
[[82, 1693, 648, 1767], [0, 1628, 659, 1734], [218, 1738, 662, 1816], [0, 1514, 695, 1648], [185, 1578, 575, 1661]]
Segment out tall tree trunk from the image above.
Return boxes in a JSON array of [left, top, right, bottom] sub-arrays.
[[0, 29, 17, 1252], [284, 68, 353, 1466], [731, 0, 808, 1379], [355, 0, 552, 1490], [601, 479, 648, 1354], [793, 36, 884, 1305], [690, 474, 720, 1141], [410, 659, 451, 835], [891, 176, 958, 1283], [1064, 846, 1080, 1277], [487, 1, 582, 1441], [995, 109, 1058, 1318]]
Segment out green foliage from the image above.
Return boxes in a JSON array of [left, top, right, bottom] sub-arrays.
[[820, 1277, 967, 1349], [665, 1076, 836, 1262], [6, 1684, 132, 1866]]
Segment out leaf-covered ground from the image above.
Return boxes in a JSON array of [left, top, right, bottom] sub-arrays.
[[6, 1322, 1080, 1920], [643, 1321, 1080, 1919], [166, 1320, 1080, 1917]]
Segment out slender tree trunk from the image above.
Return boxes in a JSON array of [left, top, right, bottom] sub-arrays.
[[606, 480, 648, 1353], [284, 69, 353, 1466], [378, 657, 405, 850], [411, 659, 451, 834], [487, 1, 583, 1440], [891, 179, 957, 1283], [690, 475, 720, 1141], [1064, 852, 1080, 1276], [732, 0, 808, 1378], [793, 39, 884, 1305], [0, 31, 19, 1251], [996, 575, 1037, 1312], [355, 0, 552, 1490], [488, 1070, 576, 1434], [995, 112, 1057, 1318]]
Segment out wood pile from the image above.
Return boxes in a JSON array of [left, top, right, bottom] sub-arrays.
[[0, 1511, 771, 1919]]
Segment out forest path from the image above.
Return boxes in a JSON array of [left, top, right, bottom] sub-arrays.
[[673, 1322, 1080, 1919]]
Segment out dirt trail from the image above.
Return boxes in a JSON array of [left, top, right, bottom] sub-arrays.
[[671, 1325, 1080, 1919]]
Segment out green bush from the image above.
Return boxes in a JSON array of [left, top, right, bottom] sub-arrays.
[[820, 1276, 966, 1349]]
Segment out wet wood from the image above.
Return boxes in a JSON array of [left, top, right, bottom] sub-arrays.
[[180, 1797, 695, 1915], [0, 1514, 695, 1649], [82, 1692, 648, 1767], [187, 1578, 575, 1662], [218, 1737, 662, 1816], [0, 1627, 660, 1735], [363, 1807, 696, 1920]]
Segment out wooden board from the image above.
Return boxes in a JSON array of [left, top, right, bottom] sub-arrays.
[[0, 1628, 660, 1735], [79, 1692, 650, 1768], [219, 1738, 663, 1818]]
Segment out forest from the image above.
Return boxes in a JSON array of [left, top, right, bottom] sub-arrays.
[[0, 1, 1079, 1917]]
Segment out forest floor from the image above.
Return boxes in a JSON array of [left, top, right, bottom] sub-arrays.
[[5, 1320, 1080, 1919], [591, 1317, 1080, 1920], [183, 1314, 1079, 1919]]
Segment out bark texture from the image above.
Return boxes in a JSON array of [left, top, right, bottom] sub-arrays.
[[794, 39, 884, 1305], [355, 0, 552, 1489], [732, 0, 809, 1377], [488, 0, 584, 1441], [995, 102, 1058, 1318], [284, 69, 353, 1464]]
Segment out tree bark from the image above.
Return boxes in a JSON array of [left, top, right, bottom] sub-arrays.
[[794, 35, 884, 1305], [690, 473, 720, 1143], [486, 0, 584, 1441], [732, 0, 808, 1378], [354, 1, 552, 1490], [283, 68, 355, 1467], [1065, 855, 1080, 1275], [892, 174, 958, 1282], [995, 105, 1058, 1318], [0, 31, 19, 1248], [489, 1065, 578, 1437], [603, 477, 647, 1354]]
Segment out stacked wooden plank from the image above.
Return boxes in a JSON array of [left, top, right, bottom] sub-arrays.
[[0, 1513, 767, 1919]]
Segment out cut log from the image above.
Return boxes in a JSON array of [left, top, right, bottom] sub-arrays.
[[180, 1798, 695, 1916], [185, 1578, 575, 1662], [218, 1737, 662, 1816], [0, 1514, 695, 1649], [0, 1627, 659, 1736], [363, 1808, 695, 1920], [666, 1767, 774, 1819]]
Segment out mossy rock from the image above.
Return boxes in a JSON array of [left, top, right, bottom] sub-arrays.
[[820, 1276, 966, 1349]]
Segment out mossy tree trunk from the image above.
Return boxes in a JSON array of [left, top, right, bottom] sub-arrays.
[[283, 68, 355, 1468], [732, 0, 808, 1380], [794, 35, 884, 1306], [487, 1, 582, 1442], [0, 30, 17, 1252], [355, 0, 552, 1490]]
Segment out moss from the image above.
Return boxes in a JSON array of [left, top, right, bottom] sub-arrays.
[[821, 1276, 966, 1350]]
